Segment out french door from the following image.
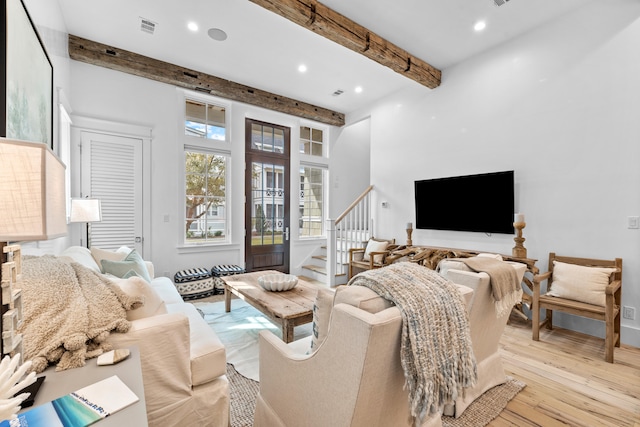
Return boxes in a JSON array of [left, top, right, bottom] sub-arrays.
[[245, 119, 290, 273]]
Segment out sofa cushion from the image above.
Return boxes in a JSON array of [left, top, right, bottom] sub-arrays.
[[101, 250, 152, 283], [150, 277, 185, 305], [109, 275, 168, 320], [60, 246, 101, 272], [547, 261, 617, 307], [166, 302, 227, 385]]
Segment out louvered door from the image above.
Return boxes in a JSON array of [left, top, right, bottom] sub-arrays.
[[80, 131, 143, 254]]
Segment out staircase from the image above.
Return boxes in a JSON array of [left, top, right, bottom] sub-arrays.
[[301, 186, 374, 286]]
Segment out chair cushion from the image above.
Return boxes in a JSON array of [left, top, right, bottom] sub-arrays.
[[547, 261, 617, 307], [334, 285, 394, 314], [363, 239, 389, 263]]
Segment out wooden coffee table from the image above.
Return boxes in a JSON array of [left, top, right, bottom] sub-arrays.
[[222, 270, 321, 343]]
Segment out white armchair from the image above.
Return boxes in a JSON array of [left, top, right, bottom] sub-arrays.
[[254, 284, 475, 427], [438, 259, 527, 417]]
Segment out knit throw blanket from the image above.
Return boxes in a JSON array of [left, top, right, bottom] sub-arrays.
[[460, 257, 522, 317], [18, 255, 143, 373], [347, 262, 477, 424]]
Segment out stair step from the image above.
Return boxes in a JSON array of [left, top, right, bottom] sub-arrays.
[[298, 275, 326, 286], [302, 264, 326, 275], [312, 255, 327, 261]]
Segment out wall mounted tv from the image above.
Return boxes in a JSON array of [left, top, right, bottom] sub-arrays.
[[414, 170, 515, 234]]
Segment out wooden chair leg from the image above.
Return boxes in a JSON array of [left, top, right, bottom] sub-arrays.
[[545, 308, 553, 330], [532, 299, 540, 341], [605, 307, 615, 363]]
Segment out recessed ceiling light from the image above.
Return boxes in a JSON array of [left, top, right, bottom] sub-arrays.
[[355, 86, 363, 94], [474, 21, 486, 32], [188, 22, 198, 32], [298, 64, 307, 73], [208, 28, 228, 41]]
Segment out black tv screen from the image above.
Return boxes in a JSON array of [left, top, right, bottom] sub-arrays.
[[414, 170, 515, 234]]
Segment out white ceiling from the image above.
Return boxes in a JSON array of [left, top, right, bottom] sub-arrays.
[[56, 0, 591, 116]]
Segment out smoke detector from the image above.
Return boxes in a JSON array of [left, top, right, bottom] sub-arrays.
[[140, 17, 157, 35], [332, 89, 344, 97]]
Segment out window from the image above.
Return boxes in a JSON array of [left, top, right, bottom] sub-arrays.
[[299, 166, 326, 237], [184, 151, 227, 243], [182, 94, 230, 245], [185, 99, 226, 140], [300, 126, 323, 156]]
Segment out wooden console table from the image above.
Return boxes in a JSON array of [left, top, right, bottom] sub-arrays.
[[387, 245, 539, 319]]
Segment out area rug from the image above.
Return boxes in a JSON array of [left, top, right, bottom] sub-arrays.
[[194, 300, 313, 381], [196, 301, 525, 427]]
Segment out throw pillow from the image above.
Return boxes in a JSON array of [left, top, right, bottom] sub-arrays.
[[547, 261, 617, 307], [478, 253, 504, 261], [101, 253, 153, 283], [109, 275, 167, 321], [91, 246, 127, 270], [362, 239, 390, 264], [309, 287, 335, 353]]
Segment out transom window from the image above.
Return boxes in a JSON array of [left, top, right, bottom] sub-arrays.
[[300, 126, 323, 156], [185, 99, 226, 141]]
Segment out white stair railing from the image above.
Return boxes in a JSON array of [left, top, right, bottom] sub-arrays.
[[326, 185, 374, 286]]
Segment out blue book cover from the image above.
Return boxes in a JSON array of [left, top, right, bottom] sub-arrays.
[[1, 375, 139, 427]]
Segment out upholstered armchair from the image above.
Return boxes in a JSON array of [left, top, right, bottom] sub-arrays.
[[348, 237, 396, 279], [437, 257, 527, 417], [254, 285, 474, 427]]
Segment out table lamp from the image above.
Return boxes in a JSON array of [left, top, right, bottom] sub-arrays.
[[0, 138, 67, 357]]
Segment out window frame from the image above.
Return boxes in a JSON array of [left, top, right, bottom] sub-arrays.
[[180, 91, 232, 247]]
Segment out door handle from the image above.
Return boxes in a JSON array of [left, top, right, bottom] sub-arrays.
[[285, 227, 289, 241], [135, 236, 142, 243]]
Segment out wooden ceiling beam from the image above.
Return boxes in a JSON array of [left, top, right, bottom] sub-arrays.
[[249, 0, 441, 89], [68, 35, 345, 127]]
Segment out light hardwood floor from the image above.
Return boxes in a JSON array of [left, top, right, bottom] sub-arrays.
[[496, 315, 640, 426], [198, 292, 639, 426]]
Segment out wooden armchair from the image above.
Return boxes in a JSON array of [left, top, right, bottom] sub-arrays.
[[532, 253, 622, 363], [348, 238, 396, 279]]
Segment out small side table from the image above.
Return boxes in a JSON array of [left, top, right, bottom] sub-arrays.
[[20, 346, 148, 426]]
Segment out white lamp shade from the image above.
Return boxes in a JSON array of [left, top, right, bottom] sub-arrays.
[[69, 199, 102, 223], [0, 138, 68, 241]]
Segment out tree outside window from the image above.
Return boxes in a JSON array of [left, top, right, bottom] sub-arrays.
[[185, 152, 227, 243]]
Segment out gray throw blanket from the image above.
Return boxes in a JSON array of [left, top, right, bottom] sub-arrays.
[[347, 262, 477, 424], [460, 257, 521, 317], [18, 255, 143, 373]]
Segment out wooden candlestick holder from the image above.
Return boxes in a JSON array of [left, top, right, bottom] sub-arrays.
[[406, 228, 413, 246], [512, 221, 527, 258]]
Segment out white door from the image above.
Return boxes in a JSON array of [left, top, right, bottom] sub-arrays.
[[80, 131, 144, 254]]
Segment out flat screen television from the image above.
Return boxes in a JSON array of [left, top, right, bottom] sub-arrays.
[[414, 170, 515, 234]]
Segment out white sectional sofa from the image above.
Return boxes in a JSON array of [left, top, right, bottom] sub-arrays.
[[60, 246, 229, 427]]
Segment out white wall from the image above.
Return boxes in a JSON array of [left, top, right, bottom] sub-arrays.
[[67, 61, 349, 278], [329, 118, 371, 219], [352, 0, 640, 346]]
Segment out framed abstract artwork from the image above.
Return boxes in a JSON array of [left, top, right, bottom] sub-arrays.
[[1, 0, 53, 148]]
